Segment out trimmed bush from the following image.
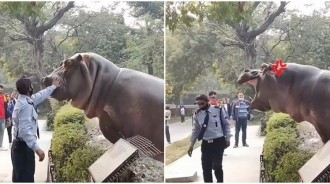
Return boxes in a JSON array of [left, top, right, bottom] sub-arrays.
[[46, 111, 55, 131], [274, 151, 313, 182], [263, 113, 312, 182], [46, 100, 68, 131], [266, 113, 297, 133], [52, 123, 88, 181], [54, 104, 85, 128], [260, 111, 273, 136], [263, 128, 300, 181], [61, 146, 104, 182]]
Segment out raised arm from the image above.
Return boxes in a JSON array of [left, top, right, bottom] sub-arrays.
[[31, 85, 56, 106]]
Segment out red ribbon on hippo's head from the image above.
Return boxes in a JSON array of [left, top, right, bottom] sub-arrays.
[[271, 58, 287, 77]]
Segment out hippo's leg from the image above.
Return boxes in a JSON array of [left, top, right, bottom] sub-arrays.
[[313, 122, 328, 144], [98, 113, 123, 144]]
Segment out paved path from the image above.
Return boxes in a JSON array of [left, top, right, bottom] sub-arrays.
[[0, 120, 52, 182], [166, 125, 265, 182], [166, 120, 194, 147]]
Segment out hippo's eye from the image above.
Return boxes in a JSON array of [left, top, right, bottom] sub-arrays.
[[59, 62, 63, 67]]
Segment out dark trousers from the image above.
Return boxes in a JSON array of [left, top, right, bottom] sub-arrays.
[[11, 140, 35, 182], [165, 124, 171, 143], [235, 118, 248, 145], [7, 126, 12, 143], [180, 115, 185, 123], [201, 137, 225, 183]]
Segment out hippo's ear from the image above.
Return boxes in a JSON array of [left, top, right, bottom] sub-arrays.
[[260, 63, 272, 74], [74, 54, 83, 62], [63, 54, 83, 69]]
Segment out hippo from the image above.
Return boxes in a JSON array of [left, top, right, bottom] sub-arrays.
[[42, 52, 164, 162], [237, 63, 330, 143]]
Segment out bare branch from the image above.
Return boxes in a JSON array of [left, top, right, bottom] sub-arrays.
[[56, 15, 93, 48], [249, 1, 287, 38], [37, 1, 75, 34], [270, 30, 287, 53], [9, 35, 33, 44]]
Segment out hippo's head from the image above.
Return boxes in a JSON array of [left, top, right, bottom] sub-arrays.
[[42, 54, 89, 102], [237, 63, 273, 111]]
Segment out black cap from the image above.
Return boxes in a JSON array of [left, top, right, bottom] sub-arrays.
[[194, 94, 208, 104]]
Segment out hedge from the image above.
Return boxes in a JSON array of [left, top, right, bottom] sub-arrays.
[[54, 104, 85, 128], [263, 113, 312, 182], [51, 104, 89, 182], [51, 123, 88, 181], [274, 151, 314, 182], [61, 146, 104, 182], [46, 100, 67, 131]]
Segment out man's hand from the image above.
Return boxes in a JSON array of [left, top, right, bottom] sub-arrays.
[[36, 149, 45, 162], [188, 146, 193, 157], [52, 77, 61, 88], [225, 141, 230, 149]]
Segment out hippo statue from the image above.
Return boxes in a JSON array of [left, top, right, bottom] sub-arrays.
[[237, 63, 330, 143], [42, 52, 164, 162]]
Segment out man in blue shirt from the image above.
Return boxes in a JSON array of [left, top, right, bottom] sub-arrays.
[[188, 94, 231, 182], [231, 92, 251, 148], [11, 76, 60, 182]]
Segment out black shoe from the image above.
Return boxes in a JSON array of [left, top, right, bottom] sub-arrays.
[[233, 144, 238, 148], [243, 143, 249, 147]]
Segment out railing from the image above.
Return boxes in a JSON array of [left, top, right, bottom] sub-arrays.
[[47, 150, 56, 183], [259, 154, 267, 183], [315, 167, 330, 182]]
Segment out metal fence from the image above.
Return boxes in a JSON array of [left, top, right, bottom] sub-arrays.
[[259, 154, 268, 183], [47, 150, 56, 183]]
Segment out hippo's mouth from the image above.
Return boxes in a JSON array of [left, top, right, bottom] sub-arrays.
[[242, 78, 259, 104]]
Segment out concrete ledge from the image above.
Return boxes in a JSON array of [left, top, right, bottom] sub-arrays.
[[165, 165, 198, 182]]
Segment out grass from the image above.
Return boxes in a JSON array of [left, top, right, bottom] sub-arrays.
[[166, 135, 202, 165]]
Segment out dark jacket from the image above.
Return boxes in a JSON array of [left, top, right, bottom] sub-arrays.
[[231, 99, 251, 121]]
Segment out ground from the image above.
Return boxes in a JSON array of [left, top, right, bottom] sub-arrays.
[[165, 119, 323, 182]]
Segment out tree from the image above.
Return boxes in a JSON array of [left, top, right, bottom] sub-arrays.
[[166, 2, 288, 68], [126, 2, 164, 77], [0, 2, 74, 79]]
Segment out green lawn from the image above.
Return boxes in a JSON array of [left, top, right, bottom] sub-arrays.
[[166, 135, 202, 165]]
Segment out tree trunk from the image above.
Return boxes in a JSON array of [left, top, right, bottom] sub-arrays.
[[244, 39, 257, 69], [147, 62, 153, 75], [33, 36, 46, 79]]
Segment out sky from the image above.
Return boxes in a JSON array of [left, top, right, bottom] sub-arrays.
[[74, 1, 137, 27]]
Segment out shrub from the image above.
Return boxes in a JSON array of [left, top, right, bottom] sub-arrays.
[[263, 113, 303, 182], [52, 124, 88, 182], [260, 111, 273, 136], [274, 151, 313, 182], [54, 104, 85, 128], [266, 113, 297, 133], [46, 111, 55, 131], [46, 100, 68, 131], [61, 146, 104, 182]]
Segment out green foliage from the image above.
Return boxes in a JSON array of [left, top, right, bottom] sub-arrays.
[[61, 146, 104, 182], [54, 104, 85, 128], [266, 113, 297, 133], [128, 2, 164, 20], [51, 123, 88, 181], [0, 2, 47, 19], [274, 151, 313, 182], [263, 113, 311, 182], [260, 111, 273, 136], [46, 100, 68, 131]]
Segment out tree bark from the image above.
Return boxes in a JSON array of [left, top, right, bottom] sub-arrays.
[[224, 2, 287, 68], [33, 36, 46, 79]]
